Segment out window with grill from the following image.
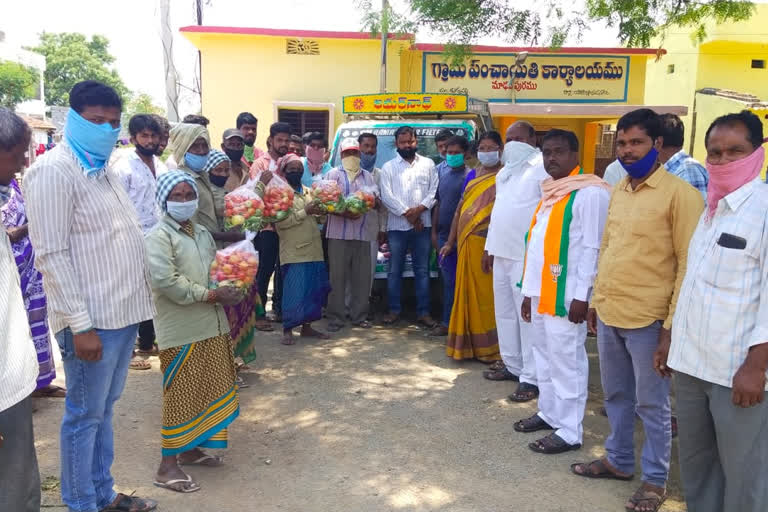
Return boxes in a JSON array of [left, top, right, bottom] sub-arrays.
[[751, 59, 765, 69], [277, 109, 329, 139]]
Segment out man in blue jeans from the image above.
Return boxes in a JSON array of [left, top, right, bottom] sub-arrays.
[[24, 81, 157, 512], [430, 135, 469, 336], [379, 126, 438, 327]]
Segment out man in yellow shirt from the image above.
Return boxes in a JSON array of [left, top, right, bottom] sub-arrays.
[[572, 109, 703, 512]]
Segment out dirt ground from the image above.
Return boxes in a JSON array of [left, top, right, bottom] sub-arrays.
[[34, 320, 686, 512]]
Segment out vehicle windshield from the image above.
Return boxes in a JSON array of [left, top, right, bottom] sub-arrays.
[[331, 125, 473, 169]]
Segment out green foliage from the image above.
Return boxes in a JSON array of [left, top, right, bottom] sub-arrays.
[[124, 92, 165, 120], [358, 0, 756, 63], [28, 32, 131, 106], [0, 60, 38, 108]]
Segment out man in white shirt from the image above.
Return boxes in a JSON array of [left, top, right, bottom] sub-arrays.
[[483, 121, 548, 403], [24, 81, 157, 512], [379, 126, 438, 328], [0, 107, 41, 512], [514, 129, 610, 454], [658, 111, 768, 512], [115, 114, 167, 364]]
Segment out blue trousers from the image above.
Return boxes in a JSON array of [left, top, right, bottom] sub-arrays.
[[387, 229, 431, 317], [597, 318, 671, 486], [438, 236, 455, 327], [55, 325, 138, 512]]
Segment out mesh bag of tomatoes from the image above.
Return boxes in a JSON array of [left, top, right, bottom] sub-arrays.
[[343, 187, 376, 215], [310, 179, 345, 213], [261, 174, 295, 223], [209, 240, 259, 292], [224, 185, 265, 231]]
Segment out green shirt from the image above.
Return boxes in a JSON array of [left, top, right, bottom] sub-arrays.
[[145, 215, 229, 350]]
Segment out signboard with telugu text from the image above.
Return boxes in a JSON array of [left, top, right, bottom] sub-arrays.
[[422, 53, 630, 103], [342, 93, 468, 114]]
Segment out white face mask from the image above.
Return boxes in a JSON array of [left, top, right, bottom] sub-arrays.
[[166, 199, 199, 222], [477, 151, 500, 167]]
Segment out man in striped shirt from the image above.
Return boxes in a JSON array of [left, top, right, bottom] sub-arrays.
[[325, 138, 379, 331], [24, 81, 157, 512], [0, 107, 41, 512], [660, 110, 768, 512], [379, 126, 438, 328]]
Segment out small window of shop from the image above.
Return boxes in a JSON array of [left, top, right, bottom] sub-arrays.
[[751, 59, 765, 69]]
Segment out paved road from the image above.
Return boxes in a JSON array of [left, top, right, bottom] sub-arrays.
[[34, 322, 685, 511]]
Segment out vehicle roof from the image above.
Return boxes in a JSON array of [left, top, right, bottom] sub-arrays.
[[337, 119, 475, 129]]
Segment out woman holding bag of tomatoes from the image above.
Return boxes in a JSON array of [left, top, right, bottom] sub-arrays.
[[255, 154, 330, 345]]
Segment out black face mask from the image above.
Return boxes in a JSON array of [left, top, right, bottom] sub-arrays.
[[135, 143, 157, 157], [209, 174, 228, 188], [224, 148, 244, 162], [285, 172, 302, 189], [397, 147, 417, 160]]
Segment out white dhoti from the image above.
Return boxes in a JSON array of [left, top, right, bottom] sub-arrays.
[[529, 296, 588, 445], [493, 256, 537, 385]]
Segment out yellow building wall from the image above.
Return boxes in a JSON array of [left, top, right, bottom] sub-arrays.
[[691, 93, 768, 180], [184, 32, 407, 148], [645, 4, 768, 150]]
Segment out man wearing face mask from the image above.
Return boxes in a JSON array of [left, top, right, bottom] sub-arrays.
[[301, 132, 332, 187], [115, 114, 168, 367], [221, 128, 249, 189], [236, 112, 264, 165], [250, 122, 293, 322], [324, 138, 379, 331], [379, 126, 438, 328], [573, 109, 703, 511], [659, 111, 768, 512], [430, 134, 467, 337], [23, 81, 158, 512], [359, 133, 386, 317]]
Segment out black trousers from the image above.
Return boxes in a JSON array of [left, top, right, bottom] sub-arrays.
[[255, 230, 282, 314], [137, 319, 155, 351], [0, 396, 40, 512]]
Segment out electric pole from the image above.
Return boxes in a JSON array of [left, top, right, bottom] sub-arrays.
[[379, 0, 389, 93], [160, 0, 179, 121]]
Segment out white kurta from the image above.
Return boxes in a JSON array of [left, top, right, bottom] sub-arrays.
[[522, 185, 610, 445]]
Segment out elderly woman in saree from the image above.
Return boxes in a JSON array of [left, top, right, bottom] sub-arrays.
[[146, 171, 244, 493], [256, 154, 330, 345], [440, 131, 505, 363]]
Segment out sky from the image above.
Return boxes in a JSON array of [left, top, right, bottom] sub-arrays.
[[2, 0, 622, 115]]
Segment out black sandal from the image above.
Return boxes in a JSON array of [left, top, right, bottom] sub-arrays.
[[99, 493, 157, 512], [529, 433, 581, 454], [482, 367, 519, 381], [513, 414, 554, 433], [508, 382, 539, 402]]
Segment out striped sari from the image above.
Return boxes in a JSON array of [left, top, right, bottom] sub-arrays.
[[0, 180, 55, 388], [159, 333, 240, 456], [446, 171, 500, 362]]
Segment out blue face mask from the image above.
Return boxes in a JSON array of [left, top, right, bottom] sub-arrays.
[[166, 199, 199, 222], [360, 152, 377, 171], [620, 147, 659, 179], [64, 109, 121, 177], [185, 152, 209, 172]]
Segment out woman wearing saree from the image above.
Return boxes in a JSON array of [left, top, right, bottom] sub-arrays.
[[0, 179, 62, 397], [170, 126, 269, 369], [146, 171, 244, 493], [440, 131, 504, 363], [255, 154, 330, 345]]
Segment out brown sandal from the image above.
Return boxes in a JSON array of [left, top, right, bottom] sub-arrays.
[[626, 483, 667, 512], [488, 360, 506, 371], [382, 313, 399, 325], [571, 458, 634, 481]]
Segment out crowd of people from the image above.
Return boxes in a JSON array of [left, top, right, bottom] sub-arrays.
[[0, 78, 766, 512]]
